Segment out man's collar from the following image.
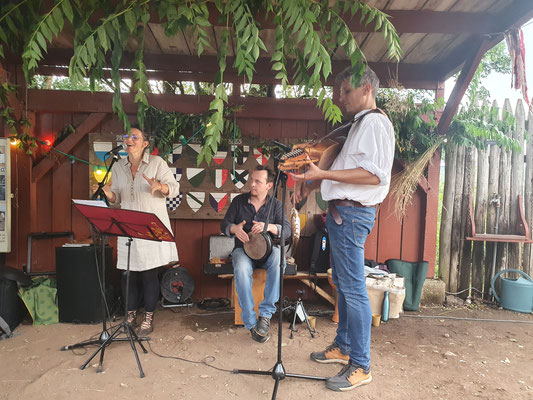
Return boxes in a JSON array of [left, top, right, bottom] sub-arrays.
[[352, 109, 374, 121], [247, 193, 271, 204]]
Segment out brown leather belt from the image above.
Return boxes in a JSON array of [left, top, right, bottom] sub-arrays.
[[328, 200, 377, 225]]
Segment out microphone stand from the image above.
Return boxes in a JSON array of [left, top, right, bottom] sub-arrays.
[[91, 152, 120, 206], [233, 154, 326, 399]]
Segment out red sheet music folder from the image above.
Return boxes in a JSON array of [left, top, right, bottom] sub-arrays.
[[73, 201, 175, 242]]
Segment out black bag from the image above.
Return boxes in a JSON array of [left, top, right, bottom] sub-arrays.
[[309, 228, 330, 273], [0, 266, 31, 337]]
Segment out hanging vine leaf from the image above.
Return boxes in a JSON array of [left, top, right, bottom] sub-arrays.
[[0, 0, 403, 164]]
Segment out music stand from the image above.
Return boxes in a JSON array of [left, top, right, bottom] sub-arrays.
[[233, 160, 326, 399], [63, 201, 175, 378]]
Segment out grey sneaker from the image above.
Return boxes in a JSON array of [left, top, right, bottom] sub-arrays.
[[325, 364, 372, 392], [310, 342, 349, 365], [255, 316, 271, 337]]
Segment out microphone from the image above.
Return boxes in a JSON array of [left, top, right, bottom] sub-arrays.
[[105, 143, 126, 156]]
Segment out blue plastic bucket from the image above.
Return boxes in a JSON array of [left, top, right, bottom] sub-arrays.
[[491, 269, 533, 314]]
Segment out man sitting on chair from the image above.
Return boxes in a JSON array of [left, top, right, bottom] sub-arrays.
[[221, 165, 290, 343]]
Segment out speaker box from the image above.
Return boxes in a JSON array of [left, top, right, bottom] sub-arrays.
[[56, 246, 113, 324]]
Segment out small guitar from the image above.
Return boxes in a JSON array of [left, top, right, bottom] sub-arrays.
[[279, 109, 387, 173]]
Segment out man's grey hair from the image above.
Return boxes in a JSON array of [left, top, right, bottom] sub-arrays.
[[336, 65, 380, 97]]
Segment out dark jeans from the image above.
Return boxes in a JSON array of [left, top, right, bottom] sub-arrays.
[[121, 268, 160, 313]]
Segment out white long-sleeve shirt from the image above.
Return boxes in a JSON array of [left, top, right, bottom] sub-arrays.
[[321, 109, 395, 206], [110, 152, 179, 271]]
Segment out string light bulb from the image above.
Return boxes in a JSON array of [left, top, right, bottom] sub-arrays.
[[10, 137, 19, 146]]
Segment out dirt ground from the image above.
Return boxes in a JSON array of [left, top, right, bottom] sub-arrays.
[[1, 302, 533, 400]]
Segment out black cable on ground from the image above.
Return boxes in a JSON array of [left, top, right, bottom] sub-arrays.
[[146, 340, 235, 373]]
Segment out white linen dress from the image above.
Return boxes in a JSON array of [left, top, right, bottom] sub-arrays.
[[109, 152, 179, 271]]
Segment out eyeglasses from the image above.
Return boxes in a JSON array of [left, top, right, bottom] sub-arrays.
[[122, 134, 143, 141]]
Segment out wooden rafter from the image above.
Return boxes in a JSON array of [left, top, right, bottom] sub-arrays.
[[32, 49, 442, 89], [436, 38, 493, 135], [26, 90, 329, 121], [438, 1, 533, 79], [32, 112, 107, 182], [200, 4, 500, 35]]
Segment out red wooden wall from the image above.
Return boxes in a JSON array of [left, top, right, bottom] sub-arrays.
[[3, 91, 439, 302]]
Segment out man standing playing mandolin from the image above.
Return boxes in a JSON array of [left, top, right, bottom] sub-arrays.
[[292, 65, 395, 391], [221, 165, 290, 343]]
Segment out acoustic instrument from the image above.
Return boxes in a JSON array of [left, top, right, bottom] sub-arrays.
[[243, 230, 273, 264], [279, 108, 388, 173]]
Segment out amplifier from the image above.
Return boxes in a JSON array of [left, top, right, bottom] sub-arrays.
[[56, 246, 113, 324]]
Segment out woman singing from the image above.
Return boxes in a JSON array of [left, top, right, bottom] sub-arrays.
[[99, 124, 179, 335]]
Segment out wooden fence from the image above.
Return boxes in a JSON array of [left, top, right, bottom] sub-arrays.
[[439, 99, 533, 298]]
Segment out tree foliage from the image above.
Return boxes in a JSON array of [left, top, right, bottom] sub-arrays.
[[0, 0, 401, 164], [447, 42, 519, 152]]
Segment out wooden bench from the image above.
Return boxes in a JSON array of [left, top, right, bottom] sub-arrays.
[[466, 194, 533, 243], [218, 271, 331, 326]]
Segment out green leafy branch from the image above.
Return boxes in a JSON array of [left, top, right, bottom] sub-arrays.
[[228, 0, 266, 83], [342, 1, 402, 62], [0, 0, 32, 58], [0, 81, 33, 154], [200, 26, 230, 166], [22, 0, 74, 81], [447, 104, 520, 152], [132, 7, 151, 130], [1, 0, 403, 165], [145, 103, 242, 160]]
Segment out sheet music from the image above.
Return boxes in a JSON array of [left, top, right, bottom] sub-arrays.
[[72, 199, 108, 207]]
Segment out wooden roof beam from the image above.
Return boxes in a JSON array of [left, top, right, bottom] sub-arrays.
[[200, 4, 499, 35], [29, 49, 442, 89], [345, 10, 498, 35], [26, 90, 329, 121], [439, 1, 533, 80], [437, 38, 493, 135], [32, 112, 107, 182]]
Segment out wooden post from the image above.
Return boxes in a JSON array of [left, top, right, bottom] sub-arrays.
[[472, 146, 489, 294], [496, 100, 514, 275], [524, 110, 533, 276], [422, 150, 441, 277], [509, 100, 525, 270], [484, 101, 502, 298], [438, 143, 457, 289], [458, 146, 475, 298], [449, 145, 465, 293]]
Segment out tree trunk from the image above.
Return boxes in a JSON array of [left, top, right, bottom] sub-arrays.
[[439, 143, 457, 289]]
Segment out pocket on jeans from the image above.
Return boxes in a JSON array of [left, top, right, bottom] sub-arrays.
[[353, 233, 367, 249]]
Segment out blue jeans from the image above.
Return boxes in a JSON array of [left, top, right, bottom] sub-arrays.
[[232, 246, 284, 330], [327, 205, 376, 371]]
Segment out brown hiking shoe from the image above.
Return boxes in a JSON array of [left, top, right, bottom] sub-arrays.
[[326, 364, 372, 391], [310, 343, 349, 365], [137, 311, 154, 337]]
